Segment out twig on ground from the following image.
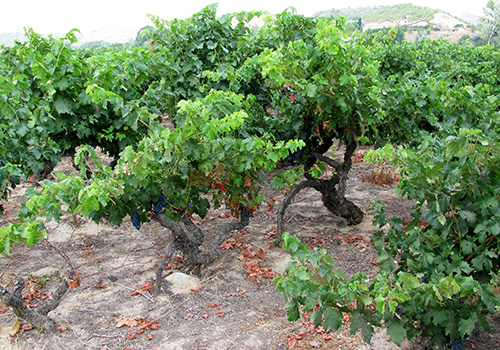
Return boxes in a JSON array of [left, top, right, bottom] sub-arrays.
[[92, 334, 123, 339], [114, 283, 155, 303]]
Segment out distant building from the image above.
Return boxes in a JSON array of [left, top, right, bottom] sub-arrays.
[[409, 20, 429, 27], [363, 18, 429, 30]]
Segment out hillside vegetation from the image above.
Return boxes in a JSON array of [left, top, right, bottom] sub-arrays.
[[315, 3, 438, 22]]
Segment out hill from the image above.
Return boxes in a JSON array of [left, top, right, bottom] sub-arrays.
[[315, 3, 440, 22]]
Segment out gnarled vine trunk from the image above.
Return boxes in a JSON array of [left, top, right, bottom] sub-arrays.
[[277, 139, 363, 239], [152, 212, 246, 295], [0, 277, 69, 333]]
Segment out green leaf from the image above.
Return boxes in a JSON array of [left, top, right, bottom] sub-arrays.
[[437, 212, 446, 226], [458, 314, 478, 337], [311, 310, 323, 327], [295, 266, 310, 281], [54, 94, 74, 115], [387, 320, 407, 346], [358, 294, 372, 306], [323, 307, 342, 331], [399, 273, 420, 290], [286, 304, 300, 321]]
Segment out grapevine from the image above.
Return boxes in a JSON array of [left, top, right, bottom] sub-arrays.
[[0, 5, 498, 348]]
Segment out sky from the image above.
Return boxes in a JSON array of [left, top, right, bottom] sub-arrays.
[[0, 0, 487, 36]]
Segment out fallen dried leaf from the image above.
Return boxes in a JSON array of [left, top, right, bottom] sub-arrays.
[[287, 335, 298, 348], [114, 317, 139, 328], [190, 285, 203, 293], [255, 248, 265, 259], [217, 311, 225, 317], [68, 279, 80, 290], [185, 314, 194, 319], [130, 282, 153, 296], [208, 303, 219, 308], [127, 329, 144, 339], [201, 314, 208, 319], [9, 318, 20, 337], [218, 212, 231, 218], [146, 334, 153, 340]]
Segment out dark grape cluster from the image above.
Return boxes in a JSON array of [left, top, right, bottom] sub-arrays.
[[450, 338, 463, 350], [284, 149, 303, 166], [396, 304, 404, 315], [240, 208, 253, 227], [152, 193, 167, 218], [130, 210, 141, 230]]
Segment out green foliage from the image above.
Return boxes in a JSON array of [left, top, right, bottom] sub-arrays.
[[4, 91, 304, 250], [238, 14, 385, 167], [370, 129, 500, 346], [275, 232, 381, 343], [148, 4, 264, 118]]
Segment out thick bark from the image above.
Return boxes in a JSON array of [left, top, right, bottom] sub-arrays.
[[153, 213, 246, 295], [277, 139, 363, 240], [33, 160, 56, 182], [0, 278, 68, 333]]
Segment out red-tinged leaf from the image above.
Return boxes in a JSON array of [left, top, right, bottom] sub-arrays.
[[208, 303, 219, 308], [193, 220, 202, 225], [202, 313, 208, 319], [218, 213, 231, 218], [205, 216, 215, 221], [244, 178, 252, 187], [322, 333, 333, 340], [370, 259, 380, 266], [217, 311, 225, 317], [146, 334, 153, 340], [185, 314, 194, 319]]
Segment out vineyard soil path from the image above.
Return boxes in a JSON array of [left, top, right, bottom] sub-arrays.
[[0, 146, 498, 350]]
